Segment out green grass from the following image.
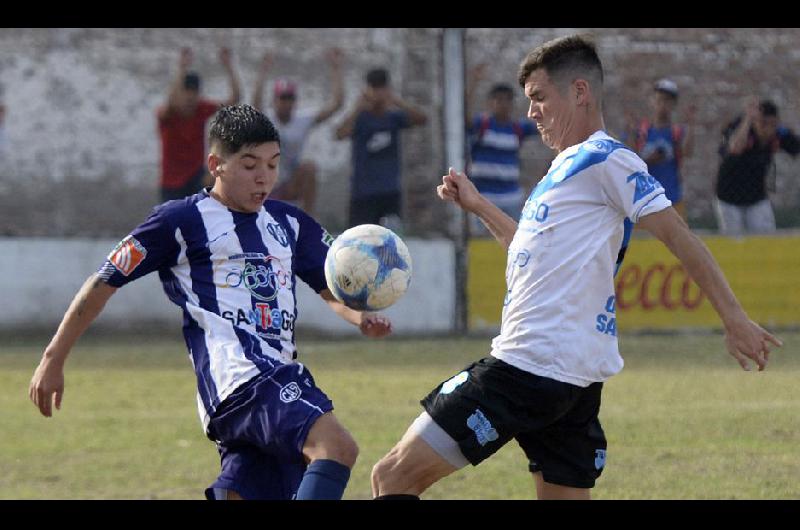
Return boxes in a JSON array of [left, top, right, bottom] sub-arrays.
[[1, 331, 798, 499]]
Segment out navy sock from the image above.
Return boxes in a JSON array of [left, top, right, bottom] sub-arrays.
[[294, 459, 351, 500], [374, 494, 420, 500]]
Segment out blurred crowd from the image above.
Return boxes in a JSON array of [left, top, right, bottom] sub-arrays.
[[2, 45, 798, 238]]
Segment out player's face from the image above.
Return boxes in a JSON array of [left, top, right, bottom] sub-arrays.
[[209, 142, 281, 213], [524, 69, 576, 152]]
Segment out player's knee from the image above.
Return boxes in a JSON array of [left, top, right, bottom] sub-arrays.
[[325, 428, 359, 468]]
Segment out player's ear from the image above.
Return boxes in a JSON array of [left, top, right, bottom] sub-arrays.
[[574, 79, 589, 106], [208, 152, 224, 178]]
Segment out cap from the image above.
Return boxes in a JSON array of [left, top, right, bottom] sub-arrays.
[[273, 78, 297, 98], [654, 78, 678, 98]]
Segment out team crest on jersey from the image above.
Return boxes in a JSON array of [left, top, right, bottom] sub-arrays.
[[266, 223, 290, 247], [107, 236, 147, 276], [583, 140, 612, 154], [279, 382, 302, 403]]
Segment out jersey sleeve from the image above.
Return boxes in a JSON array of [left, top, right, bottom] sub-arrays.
[[602, 147, 672, 223], [292, 209, 334, 293], [97, 205, 181, 288]]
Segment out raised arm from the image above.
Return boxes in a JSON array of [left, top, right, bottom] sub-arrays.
[[334, 91, 369, 140], [314, 48, 345, 125], [637, 207, 782, 371], [219, 47, 241, 107], [160, 48, 193, 121], [437, 167, 518, 249], [727, 97, 759, 155], [465, 63, 488, 128], [319, 289, 392, 338], [29, 274, 118, 417], [252, 51, 274, 111], [390, 92, 427, 127], [680, 103, 697, 159]]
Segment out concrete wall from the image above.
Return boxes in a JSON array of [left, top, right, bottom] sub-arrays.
[[0, 237, 455, 334], [2, 28, 800, 238]]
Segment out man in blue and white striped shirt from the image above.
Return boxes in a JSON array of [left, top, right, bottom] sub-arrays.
[[29, 104, 392, 500]]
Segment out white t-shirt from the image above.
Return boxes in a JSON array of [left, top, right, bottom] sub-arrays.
[[266, 109, 316, 182], [490, 130, 671, 387]]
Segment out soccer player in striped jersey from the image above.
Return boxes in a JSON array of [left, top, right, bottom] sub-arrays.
[[370, 34, 782, 500], [29, 104, 392, 500]]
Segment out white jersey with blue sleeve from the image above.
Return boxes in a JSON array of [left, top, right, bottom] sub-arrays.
[[490, 130, 671, 387], [97, 189, 334, 431]]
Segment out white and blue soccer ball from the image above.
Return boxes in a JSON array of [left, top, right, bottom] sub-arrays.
[[324, 224, 413, 311]]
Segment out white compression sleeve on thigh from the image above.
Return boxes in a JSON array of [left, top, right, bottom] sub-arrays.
[[410, 411, 470, 469]]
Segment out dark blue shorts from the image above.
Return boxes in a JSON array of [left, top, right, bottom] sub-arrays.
[[204, 362, 334, 500]]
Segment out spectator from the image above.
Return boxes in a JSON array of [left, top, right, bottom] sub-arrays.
[[157, 47, 241, 202], [252, 48, 345, 216], [466, 63, 538, 236], [624, 79, 695, 219], [334, 68, 427, 230], [715, 97, 800, 235]]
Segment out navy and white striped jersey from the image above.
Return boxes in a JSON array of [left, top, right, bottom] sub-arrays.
[[98, 189, 334, 431]]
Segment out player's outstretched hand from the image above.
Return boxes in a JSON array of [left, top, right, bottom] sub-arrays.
[[359, 313, 392, 339], [29, 357, 65, 417], [724, 317, 782, 371], [436, 167, 481, 213]]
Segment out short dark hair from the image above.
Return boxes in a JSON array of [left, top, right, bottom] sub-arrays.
[[489, 83, 514, 99], [760, 99, 778, 118], [209, 104, 280, 156], [366, 68, 389, 88], [517, 34, 604, 93], [183, 72, 201, 92]]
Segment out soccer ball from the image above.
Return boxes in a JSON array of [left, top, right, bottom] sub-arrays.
[[324, 224, 413, 311]]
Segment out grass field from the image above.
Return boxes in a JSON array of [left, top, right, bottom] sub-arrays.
[[1, 330, 798, 500]]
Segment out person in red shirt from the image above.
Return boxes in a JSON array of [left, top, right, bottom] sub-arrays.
[[157, 47, 241, 202]]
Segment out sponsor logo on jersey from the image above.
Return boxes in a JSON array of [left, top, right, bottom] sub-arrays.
[[466, 409, 499, 446], [627, 171, 660, 203], [107, 236, 147, 276], [279, 382, 302, 403], [216, 256, 292, 302]]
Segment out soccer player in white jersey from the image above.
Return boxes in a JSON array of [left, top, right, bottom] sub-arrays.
[[29, 104, 392, 500], [370, 34, 782, 500]]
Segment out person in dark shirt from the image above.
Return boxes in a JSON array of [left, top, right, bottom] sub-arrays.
[[715, 97, 800, 235], [334, 68, 427, 230]]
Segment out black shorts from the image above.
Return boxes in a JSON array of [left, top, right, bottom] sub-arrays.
[[348, 192, 401, 227], [421, 356, 607, 489]]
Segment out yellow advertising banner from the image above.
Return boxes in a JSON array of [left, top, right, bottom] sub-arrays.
[[468, 234, 800, 331]]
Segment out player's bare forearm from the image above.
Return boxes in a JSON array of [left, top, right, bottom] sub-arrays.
[[320, 289, 392, 338], [320, 289, 361, 326], [471, 195, 519, 250], [31, 274, 117, 417], [639, 209, 746, 328], [45, 273, 117, 362]]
